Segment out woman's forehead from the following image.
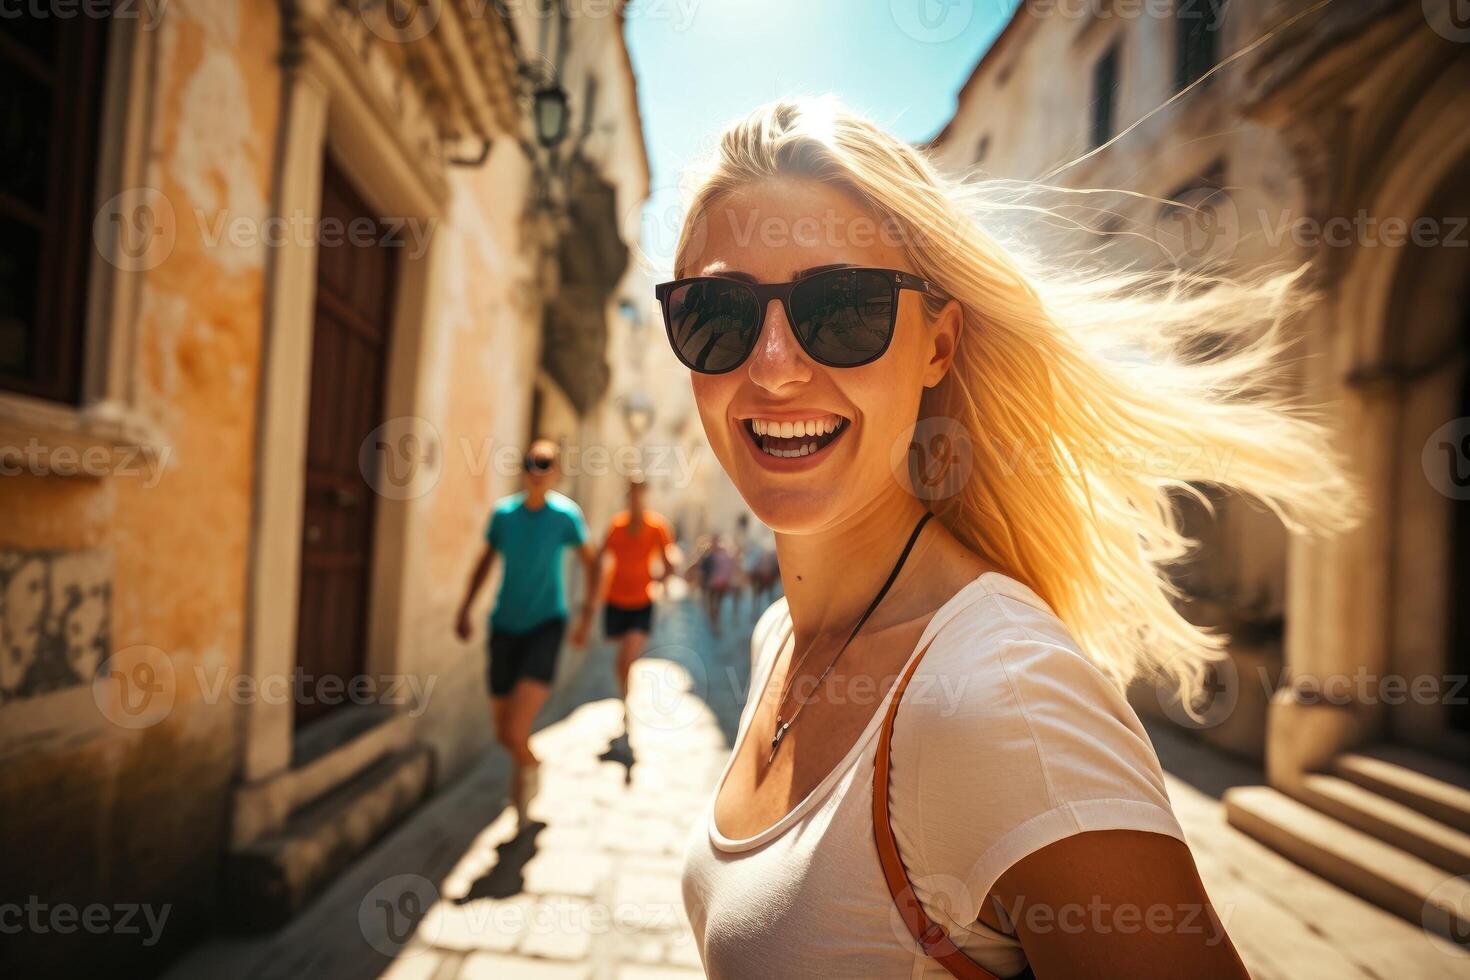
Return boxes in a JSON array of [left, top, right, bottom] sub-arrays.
[[683, 180, 907, 279]]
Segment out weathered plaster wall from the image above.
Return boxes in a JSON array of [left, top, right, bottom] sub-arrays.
[[0, 0, 280, 971]]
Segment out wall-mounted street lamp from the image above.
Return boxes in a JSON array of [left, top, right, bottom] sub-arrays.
[[534, 84, 570, 149], [622, 392, 655, 441]]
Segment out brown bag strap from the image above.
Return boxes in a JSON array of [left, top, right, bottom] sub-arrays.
[[873, 638, 1002, 980]]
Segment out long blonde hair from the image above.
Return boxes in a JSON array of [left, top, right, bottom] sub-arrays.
[[671, 96, 1363, 701]]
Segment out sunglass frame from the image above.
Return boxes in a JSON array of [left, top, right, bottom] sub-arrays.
[[654, 267, 938, 375]]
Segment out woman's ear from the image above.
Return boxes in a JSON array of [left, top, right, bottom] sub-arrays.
[[922, 298, 963, 388]]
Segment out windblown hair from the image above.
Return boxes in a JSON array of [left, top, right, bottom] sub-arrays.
[[671, 96, 1364, 702]]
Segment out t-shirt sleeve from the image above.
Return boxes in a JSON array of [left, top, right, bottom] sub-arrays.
[[655, 517, 673, 551], [564, 502, 590, 547], [888, 594, 1186, 937], [486, 508, 502, 547]]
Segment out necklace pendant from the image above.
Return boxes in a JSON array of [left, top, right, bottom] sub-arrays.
[[770, 720, 789, 753]]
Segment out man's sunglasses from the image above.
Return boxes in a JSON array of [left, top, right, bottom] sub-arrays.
[[523, 454, 555, 473], [655, 267, 938, 375]]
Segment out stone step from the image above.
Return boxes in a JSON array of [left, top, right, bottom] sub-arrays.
[[1333, 747, 1470, 835], [1297, 773, 1470, 875], [1224, 785, 1470, 944], [222, 744, 434, 931]]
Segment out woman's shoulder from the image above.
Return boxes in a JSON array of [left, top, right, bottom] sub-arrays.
[[888, 574, 1183, 920], [913, 572, 1090, 688], [897, 571, 1170, 802]]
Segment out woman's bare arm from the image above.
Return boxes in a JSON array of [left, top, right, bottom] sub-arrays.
[[980, 830, 1248, 980]]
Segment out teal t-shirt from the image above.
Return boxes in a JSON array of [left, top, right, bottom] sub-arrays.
[[487, 490, 589, 633]]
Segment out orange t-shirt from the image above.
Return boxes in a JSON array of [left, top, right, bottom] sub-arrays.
[[603, 510, 673, 609]]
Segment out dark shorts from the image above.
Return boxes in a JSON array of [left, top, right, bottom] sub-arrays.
[[603, 602, 653, 638], [487, 617, 566, 697]]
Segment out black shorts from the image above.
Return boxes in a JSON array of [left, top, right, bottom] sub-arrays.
[[487, 617, 566, 697], [603, 602, 653, 638]]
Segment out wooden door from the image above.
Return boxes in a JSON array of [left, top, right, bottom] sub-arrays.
[[1453, 304, 1469, 734], [294, 156, 397, 730]]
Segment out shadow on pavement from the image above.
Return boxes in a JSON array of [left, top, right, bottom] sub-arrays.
[[599, 731, 636, 780], [454, 821, 547, 903]]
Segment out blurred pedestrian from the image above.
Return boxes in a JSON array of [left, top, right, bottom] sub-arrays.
[[688, 533, 735, 633], [747, 545, 780, 608], [455, 439, 598, 829], [594, 474, 681, 741]]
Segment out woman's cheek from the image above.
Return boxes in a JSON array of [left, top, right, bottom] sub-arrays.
[[690, 374, 734, 459]]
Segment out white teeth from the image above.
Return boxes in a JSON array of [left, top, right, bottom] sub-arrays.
[[757, 442, 822, 458], [748, 416, 844, 438], [748, 415, 846, 455]]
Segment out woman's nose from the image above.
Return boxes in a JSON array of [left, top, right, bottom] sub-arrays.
[[746, 299, 812, 393]]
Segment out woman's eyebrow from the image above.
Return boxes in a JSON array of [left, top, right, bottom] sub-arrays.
[[795, 263, 857, 278], [696, 263, 857, 283]]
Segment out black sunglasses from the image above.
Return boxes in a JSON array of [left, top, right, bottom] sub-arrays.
[[523, 454, 555, 473], [655, 267, 938, 375]]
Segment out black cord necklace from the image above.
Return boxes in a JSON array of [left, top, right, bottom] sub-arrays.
[[768, 510, 934, 764]]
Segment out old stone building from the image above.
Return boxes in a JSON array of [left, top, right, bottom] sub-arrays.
[[929, 0, 1469, 939], [0, 0, 651, 973]]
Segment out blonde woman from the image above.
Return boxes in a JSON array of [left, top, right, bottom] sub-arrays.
[[668, 98, 1359, 979]]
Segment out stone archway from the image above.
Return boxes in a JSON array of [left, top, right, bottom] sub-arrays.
[[1330, 60, 1470, 761], [1379, 162, 1470, 754]]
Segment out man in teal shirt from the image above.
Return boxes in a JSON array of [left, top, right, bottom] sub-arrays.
[[456, 438, 598, 828]]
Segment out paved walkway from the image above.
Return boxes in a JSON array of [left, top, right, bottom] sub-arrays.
[[166, 588, 1470, 979]]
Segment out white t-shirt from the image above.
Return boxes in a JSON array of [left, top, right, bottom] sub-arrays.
[[680, 572, 1186, 979]]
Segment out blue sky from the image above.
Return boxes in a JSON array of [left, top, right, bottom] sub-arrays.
[[623, 0, 1017, 270]]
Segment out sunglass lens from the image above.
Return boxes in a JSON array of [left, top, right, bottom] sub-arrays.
[[666, 280, 760, 373], [790, 268, 896, 367]]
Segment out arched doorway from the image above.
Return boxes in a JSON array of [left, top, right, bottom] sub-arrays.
[[1382, 158, 1470, 756]]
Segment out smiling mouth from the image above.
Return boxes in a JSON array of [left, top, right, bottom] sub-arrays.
[[741, 415, 850, 459]]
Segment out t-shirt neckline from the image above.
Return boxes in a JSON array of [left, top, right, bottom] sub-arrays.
[[707, 571, 1046, 853]]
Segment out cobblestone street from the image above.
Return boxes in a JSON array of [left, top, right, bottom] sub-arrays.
[[167, 588, 1470, 980]]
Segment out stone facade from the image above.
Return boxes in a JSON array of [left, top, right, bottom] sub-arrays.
[[927, 0, 1470, 933], [927, 0, 1470, 769], [0, 1, 651, 973]]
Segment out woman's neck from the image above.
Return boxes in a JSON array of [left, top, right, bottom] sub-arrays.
[[774, 485, 932, 645]]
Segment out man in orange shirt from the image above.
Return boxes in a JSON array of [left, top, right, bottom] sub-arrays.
[[596, 475, 680, 738]]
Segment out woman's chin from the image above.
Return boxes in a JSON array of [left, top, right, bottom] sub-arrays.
[[732, 483, 848, 536]]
